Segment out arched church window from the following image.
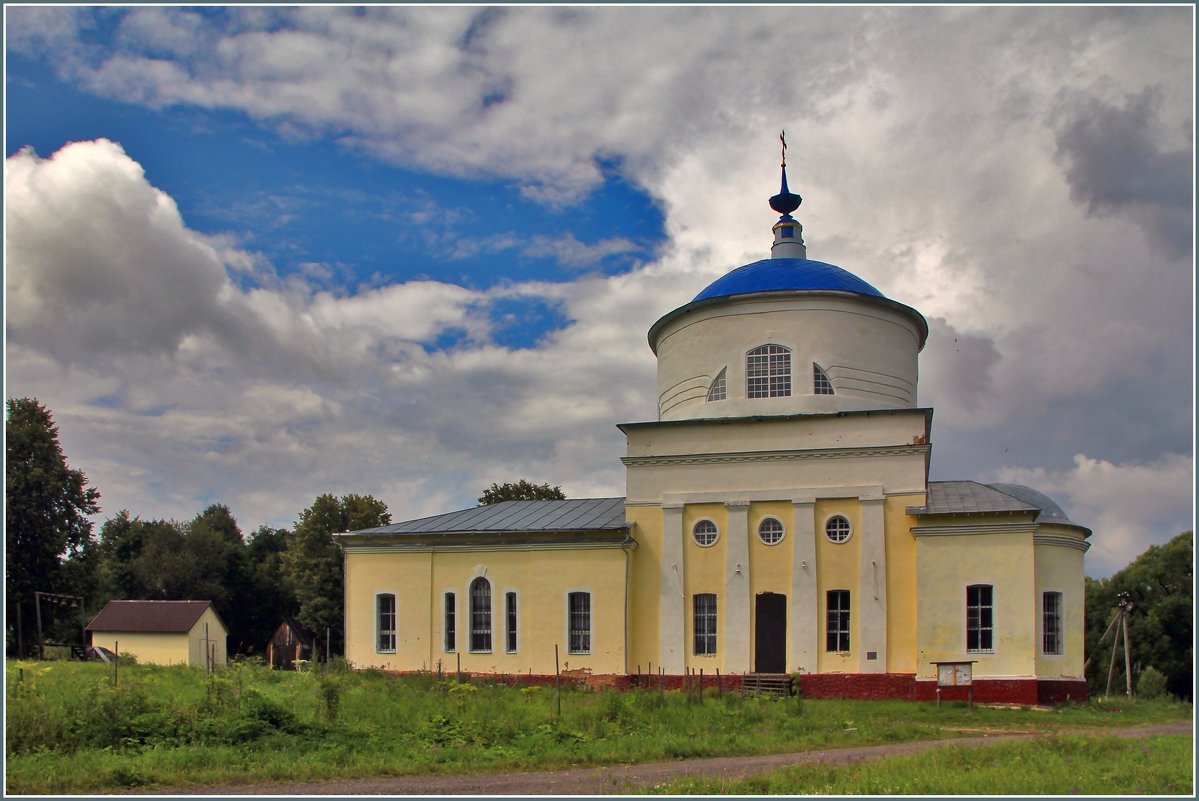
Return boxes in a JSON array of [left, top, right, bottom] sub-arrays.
[[706, 368, 727, 402], [813, 363, 834, 395], [747, 344, 791, 398], [469, 577, 492, 652]]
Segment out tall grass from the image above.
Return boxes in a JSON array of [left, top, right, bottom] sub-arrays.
[[646, 734, 1194, 795], [5, 660, 1192, 794]]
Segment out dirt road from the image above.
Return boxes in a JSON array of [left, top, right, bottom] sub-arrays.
[[155, 720, 1191, 796]]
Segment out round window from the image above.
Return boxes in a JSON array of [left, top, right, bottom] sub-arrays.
[[757, 517, 785, 545], [825, 515, 852, 543], [692, 519, 719, 547]]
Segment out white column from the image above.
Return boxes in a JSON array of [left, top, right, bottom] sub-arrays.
[[658, 504, 686, 674], [790, 500, 818, 674], [858, 498, 887, 673], [724, 501, 751, 673]]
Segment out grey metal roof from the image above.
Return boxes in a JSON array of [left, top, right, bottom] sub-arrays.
[[344, 497, 628, 536], [987, 483, 1080, 526], [908, 481, 1039, 516]]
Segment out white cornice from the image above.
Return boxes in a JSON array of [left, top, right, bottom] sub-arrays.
[[341, 540, 631, 555], [1034, 534, 1092, 552], [622, 444, 929, 468], [911, 523, 1037, 537]]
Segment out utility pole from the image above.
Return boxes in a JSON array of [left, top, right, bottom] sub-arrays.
[[1103, 592, 1134, 697]]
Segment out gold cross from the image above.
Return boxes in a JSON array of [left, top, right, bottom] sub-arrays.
[[780, 130, 787, 168]]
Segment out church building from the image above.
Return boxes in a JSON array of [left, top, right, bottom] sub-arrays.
[[335, 151, 1091, 704]]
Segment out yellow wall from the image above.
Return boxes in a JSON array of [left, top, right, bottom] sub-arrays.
[[814, 498, 862, 673], [1034, 527, 1088, 679], [749, 501, 793, 595], [681, 504, 727, 670], [188, 607, 229, 666], [884, 495, 921, 673], [626, 506, 662, 673], [915, 523, 1037, 678], [91, 632, 189, 666], [345, 544, 628, 675]]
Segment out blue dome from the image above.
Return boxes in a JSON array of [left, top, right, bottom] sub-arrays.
[[693, 258, 884, 302]]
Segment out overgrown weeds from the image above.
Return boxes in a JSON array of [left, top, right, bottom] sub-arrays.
[[4, 660, 1191, 794]]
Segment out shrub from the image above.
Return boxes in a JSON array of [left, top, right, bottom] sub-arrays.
[[1136, 666, 1169, 699]]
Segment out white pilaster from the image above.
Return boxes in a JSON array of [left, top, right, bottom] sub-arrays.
[[658, 505, 686, 674], [858, 498, 887, 672], [724, 501, 751, 673], [790, 500, 818, 673]]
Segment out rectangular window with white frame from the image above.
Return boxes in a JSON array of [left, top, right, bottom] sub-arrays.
[[826, 589, 850, 652], [694, 593, 717, 655], [568, 591, 591, 654], [966, 584, 994, 653], [376, 593, 396, 653], [1042, 591, 1063, 655]]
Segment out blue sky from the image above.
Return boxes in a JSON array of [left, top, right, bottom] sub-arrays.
[[4, 6, 1193, 578], [6, 49, 665, 348]]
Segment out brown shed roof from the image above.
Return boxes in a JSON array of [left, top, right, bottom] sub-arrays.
[[86, 600, 218, 633]]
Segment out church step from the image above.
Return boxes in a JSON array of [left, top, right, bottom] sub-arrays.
[[740, 673, 793, 696]]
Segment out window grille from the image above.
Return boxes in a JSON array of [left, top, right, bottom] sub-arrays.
[[506, 592, 518, 653], [694, 593, 717, 655], [967, 584, 994, 652], [1042, 591, 1062, 655], [444, 592, 456, 652], [706, 368, 727, 402], [377, 593, 396, 653], [747, 344, 791, 398], [826, 590, 850, 652], [470, 577, 492, 652], [825, 515, 852, 543], [758, 517, 784, 545], [692, 519, 719, 547], [813, 364, 834, 394], [568, 592, 591, 654]]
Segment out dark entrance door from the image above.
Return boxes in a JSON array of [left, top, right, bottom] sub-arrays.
[[754, 592, 787, 673]]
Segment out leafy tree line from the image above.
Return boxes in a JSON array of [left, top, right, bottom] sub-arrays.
[[5, 397, 391, 658], [1084, 530, 1192, 700], [7, 397, 561, 660]]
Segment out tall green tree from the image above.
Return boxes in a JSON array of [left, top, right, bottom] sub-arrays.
[[5, 398, 101, 657], [1085, 531, 1193, 699], [240, 525, 299, 654], [284, 493, 390, 656], [478, 480, 565, 505]]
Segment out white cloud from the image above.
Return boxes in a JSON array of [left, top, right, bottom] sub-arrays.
[[995, 453, 1193, 577], [4, 7, 1191, 573]]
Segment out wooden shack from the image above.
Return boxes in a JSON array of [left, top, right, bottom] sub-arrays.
[[266, 618, 314, 669]]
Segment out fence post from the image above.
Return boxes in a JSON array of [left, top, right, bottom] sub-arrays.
[[35, 592, 44, 661], [114, 641, 119, 687], [554, 644, 562, 719]]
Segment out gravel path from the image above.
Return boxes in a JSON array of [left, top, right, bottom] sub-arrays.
[[154, 720, 1191, 796]]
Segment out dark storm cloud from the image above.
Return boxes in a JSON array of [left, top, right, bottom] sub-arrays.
[[1053, 89, 1193, 260]]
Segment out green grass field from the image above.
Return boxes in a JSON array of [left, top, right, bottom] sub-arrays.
[[646, 734, 1193, 795], [5, 659, 1192, 794]]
